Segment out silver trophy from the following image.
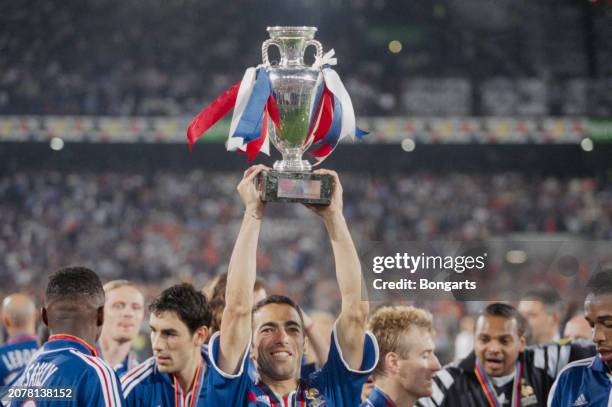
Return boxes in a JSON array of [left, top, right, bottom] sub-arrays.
[[258, 26, 334, 205]]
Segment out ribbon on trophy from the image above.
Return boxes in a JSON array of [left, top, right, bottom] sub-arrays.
[[306, 49, 368, 164], [186, 49, 367, 162]]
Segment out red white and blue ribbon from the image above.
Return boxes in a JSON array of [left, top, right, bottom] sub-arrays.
[[474, 360, 523, 407], [186, 49, 366, 163], [173, 360, 204, 407]]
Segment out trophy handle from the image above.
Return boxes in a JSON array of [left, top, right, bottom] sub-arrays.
[[305, 40, 323, 67], [262, 39, 280, 66]]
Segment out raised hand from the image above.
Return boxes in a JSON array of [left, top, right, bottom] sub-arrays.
[[237, 164, 270, 219], [303, 169, 343, 221]]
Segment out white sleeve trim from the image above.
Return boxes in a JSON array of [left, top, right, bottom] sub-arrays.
[[547, 374, 561, 407], [331, 320, 379, 374], [207, 331, 251, 379]]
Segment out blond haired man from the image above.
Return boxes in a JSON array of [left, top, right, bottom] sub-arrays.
[[362, 306, 441, 407], [98, 279, 145, 377]]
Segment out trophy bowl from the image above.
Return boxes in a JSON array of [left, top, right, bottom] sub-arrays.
[[258, 26, 333, 204]]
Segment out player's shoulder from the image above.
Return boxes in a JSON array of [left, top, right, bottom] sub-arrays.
[[68, 349, 120, 382], [556, 356, 596, 378], [120, 356, 157, 396], [0, 340, 37, 353]]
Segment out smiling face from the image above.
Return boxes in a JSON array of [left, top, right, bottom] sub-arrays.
[[474, 315, 526, 377], [102, 285, 144, 343], [585, 293, 612, 367], [252, 303, 306, 382], [395, 328, 441, 398], [150, 311, 202, 374]]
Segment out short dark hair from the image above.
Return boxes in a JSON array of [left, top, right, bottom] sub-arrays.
[[522, 286, 561, 305], [522, 286, 562, 315], [45, 266, 104, 306], [481, 302, 527, 337], [149, 283, 212, 334], [208, 273, 267, 334], [586, 269, 612, 296], [252, 295, 304, 328]]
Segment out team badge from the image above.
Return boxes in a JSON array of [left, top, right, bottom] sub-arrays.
[[304, 388, 325, 406], [520, 384, 537, 406]]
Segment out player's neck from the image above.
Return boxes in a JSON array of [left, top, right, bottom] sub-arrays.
[[99, 335, 131, 366], [175, 353, 202, 393], [376, 376, 417, 407], [7, 327, 35, 340], [261, 376, 299, 398], [50, 326, 97, 350]]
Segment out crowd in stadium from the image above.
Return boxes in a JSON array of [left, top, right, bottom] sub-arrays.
[[2, 170, 610, 298], [2, 0, 612, 404], [2, 0, 611, 117], [0, 167, 610, 405]]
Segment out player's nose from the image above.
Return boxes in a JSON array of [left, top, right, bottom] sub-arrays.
[[151, 333, 164, 351], [273, 328, 290, 344], [430, 354, 442, 372], [487, 341, 502, 353], [593, 324, 606, 344]]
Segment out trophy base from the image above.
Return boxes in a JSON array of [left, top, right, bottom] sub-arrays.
[[258, 171, 333, 205]]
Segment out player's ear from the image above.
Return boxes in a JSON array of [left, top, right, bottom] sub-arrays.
[[384, 352, 399, 373], [193, 325, 208, 346], [519, 335, 527, 352], [96, 306, 104, 327], [303, 334, 309, 356], [41, 307, 49, 327]]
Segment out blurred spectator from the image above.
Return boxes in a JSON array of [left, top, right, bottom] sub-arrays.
[[563, 313, 592, 341], [518, 287, 563, 345], [0, 0, 610, 117], [453, 315, 475, 361]]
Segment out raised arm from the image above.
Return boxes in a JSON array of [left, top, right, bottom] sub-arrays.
[[219, 165, 267, 374], [307, 170, 368, 370]]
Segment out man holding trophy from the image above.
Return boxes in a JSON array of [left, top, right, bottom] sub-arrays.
[[188, 27, 377, 406], [204, 165, 377, 406]]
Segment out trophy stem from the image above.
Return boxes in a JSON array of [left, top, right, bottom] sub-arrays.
[[273, 148, 312, 172]]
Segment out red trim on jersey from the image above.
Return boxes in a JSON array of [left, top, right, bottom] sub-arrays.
[[256, 382, 279, 407], [121, 359, 152, 384], [84, 354, 115, 406], [48, 334, 97, 356], [7, 333, 37, 345], [173, 361, 203, 407], [385, 398, 396, 407]]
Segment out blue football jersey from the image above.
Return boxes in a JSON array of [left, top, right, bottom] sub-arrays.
[[547, 355, 611, 407], [7, 334, 124, 406], [96, 343, 139, 378], [205, 324, 379, 406], [361, 387, 396, 407], [121, 350, 209, 407], [0, 334, 38, 385]]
